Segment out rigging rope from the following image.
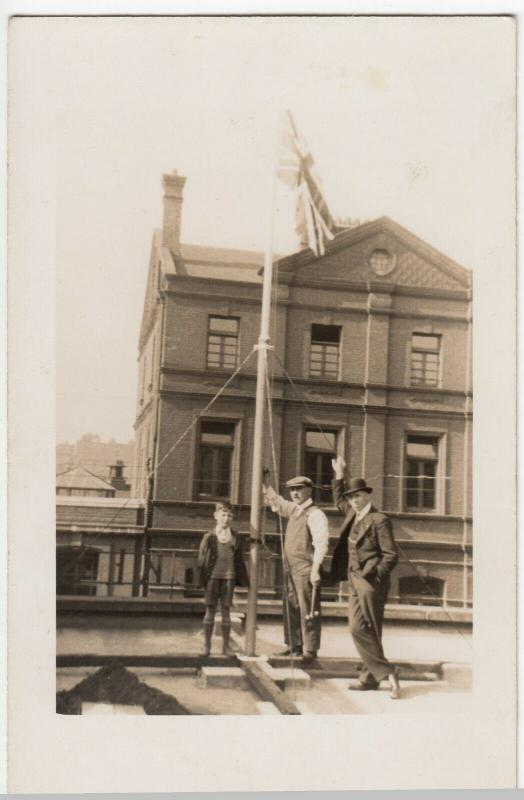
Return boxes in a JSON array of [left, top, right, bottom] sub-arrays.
[[263, 347, 301, 698]]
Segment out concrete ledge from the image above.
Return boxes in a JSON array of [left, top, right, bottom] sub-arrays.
[[271, 668, 311, 688], [256, 701, 280, 715], [441, 662, 472, 688], [57, 595, 472, 626], [270, 655, 443, 680], [199, 666, 247, 689]]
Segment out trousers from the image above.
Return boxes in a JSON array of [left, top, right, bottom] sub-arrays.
[[283, 569, 321, 654], [348, 571, 394, 684]]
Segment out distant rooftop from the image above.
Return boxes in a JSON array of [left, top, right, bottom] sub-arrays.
[[56, 465, 116, 493]]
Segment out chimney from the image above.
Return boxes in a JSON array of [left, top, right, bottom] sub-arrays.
[[162, 170, 186, 252], [109, 460, 128, 492]]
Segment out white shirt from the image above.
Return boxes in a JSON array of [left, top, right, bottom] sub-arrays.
[[354, 502, 372, 524], [263, 486, 329, 567]]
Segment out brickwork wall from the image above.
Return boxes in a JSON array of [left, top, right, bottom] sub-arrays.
[[129, 219, 473, 607]]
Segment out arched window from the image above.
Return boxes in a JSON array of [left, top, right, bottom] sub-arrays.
[[398, 575, 445, 606]]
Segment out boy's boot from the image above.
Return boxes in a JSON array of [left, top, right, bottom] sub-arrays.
[[221, 622, 234, 656], [202, 621, 214, 657]]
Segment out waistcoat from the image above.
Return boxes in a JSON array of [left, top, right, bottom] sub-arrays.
[[285, 505, 317, 574], [348, 517, 364, 573]]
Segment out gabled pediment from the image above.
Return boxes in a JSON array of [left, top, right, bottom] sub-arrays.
[[278, 217, 471, 293]]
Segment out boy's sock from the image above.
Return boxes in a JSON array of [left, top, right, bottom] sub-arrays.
[[221, 622, 233, 655], [202, 621, 214, 656]]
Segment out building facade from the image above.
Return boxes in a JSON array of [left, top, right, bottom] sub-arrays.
[[132, 171, 473, 609], [56, 496, 145, 596]]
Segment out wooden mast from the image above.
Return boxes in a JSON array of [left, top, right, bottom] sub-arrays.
[[245, 129, 278, 655]]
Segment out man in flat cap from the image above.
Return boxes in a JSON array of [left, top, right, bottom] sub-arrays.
[[262, 470, 329, 664], [330, 456, 401, 698]]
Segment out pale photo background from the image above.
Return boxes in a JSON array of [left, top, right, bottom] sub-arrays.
[[8, 13, 516, 792]]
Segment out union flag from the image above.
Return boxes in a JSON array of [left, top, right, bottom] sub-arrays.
[[277, 111, 335, 257]]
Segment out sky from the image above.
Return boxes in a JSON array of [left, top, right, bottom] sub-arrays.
[[45, 15, 515, 443]]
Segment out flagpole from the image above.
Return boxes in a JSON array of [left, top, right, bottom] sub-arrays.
[[245, 121, 279, 656]]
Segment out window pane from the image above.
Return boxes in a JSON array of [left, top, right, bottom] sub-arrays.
[[217, 449, 232, 497], [406, 438, 438, 459], [201, 420, 235, 445], [199, 447, 215, 495], [305, 430, 336, 451], [209, 317, 238, 334], [406, 485, 419, 507], [422, 488, 435, 508], [309, 341, 339, 378], [407, 460, 419, 478], [311, 324, 341, 344], [412, 334, 440, 352]]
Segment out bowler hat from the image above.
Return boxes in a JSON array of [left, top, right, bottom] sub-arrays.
[[343, 477, 373, 497], [285, 475, 313, 489]]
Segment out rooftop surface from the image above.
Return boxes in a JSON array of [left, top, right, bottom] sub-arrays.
[[57, 617, 472, 715]]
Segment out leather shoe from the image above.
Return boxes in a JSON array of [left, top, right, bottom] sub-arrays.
[[348, 681, 379, 691], [388, 666, 401, 699], [274, 647, 302, 657], [301, 651, 318, 665]]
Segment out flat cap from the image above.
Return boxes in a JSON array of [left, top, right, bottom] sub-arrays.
[[285, 475, 313, 488]]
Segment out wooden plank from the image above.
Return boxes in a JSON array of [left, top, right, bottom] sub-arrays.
[[56, 653, 237, 669], [240, 660, 301, 715], [306, 668, 440, 682], [269, 656, 443, 677]]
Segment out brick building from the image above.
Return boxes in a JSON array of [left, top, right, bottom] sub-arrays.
[[56, 496, 145, 596], [132, 170, 472, 609]]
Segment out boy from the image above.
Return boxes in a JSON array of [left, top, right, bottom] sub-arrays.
[[197, 501, 249, 656]]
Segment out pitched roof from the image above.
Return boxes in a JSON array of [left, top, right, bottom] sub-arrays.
[[56, 465, 115, 493]]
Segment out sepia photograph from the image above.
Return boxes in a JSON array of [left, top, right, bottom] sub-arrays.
[[7, 11, 517, 793]]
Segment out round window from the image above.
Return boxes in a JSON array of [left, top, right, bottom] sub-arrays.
[[369, 248, 395, 276]]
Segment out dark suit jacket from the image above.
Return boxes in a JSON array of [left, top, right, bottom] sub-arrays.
[[197, 529, 250, 589], [329, 479, 398, 584]]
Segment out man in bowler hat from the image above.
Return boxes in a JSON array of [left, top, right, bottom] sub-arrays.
[[263, 470, 329, 664], [330, 456, 401, 698]]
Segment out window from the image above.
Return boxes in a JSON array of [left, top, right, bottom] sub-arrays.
[[207, 317, 239, 370], [369, 248, 394, 276], [405, 435, 439, 511], [309, 324, 341, 379], [56, 547, 100, 596], [398, 575, 445, 606], [411, 333, 441, 386], [304, 428, 338, 503], [197, 420, 236, 499]]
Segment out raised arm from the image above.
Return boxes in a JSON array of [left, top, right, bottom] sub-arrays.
[[331, 455, 350, 514], [262, 467, 296, 518]]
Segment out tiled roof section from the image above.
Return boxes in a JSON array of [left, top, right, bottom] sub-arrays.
[[56, 500, 141, 527], [174, 242, 282, 283], [179, 242, 267, 266], [56, 466, 115, 492], [181, 262, 262, 283]]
